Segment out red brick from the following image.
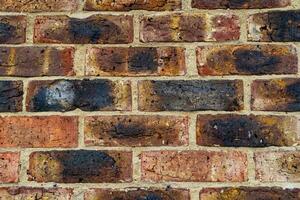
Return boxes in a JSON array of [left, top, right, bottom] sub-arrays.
[[84, 0, 182, 11], [0, 187, 73, 199], [26, 79, 132, 112], [34, 15, 133, 44], [200, 187, 300, 200], [141, 151, 247, 182], [192, 0, 291, 9], [140, 13, 240, 42], [255, 151, 300, 182], [0, 47, 74, 77], [86, 47, 186, 76], [84, 115, 189, 147], [197, 45, 298, 76], [0, 81, 23, 112], [0, 0, 79, 12], [85, 188, 190, 200], [28, 150, 132, 183], [0, 152, 20, 183], [138, 80, 244, 111], [197, 114, 299, 147], [248, 10, 300, 42], [0, 16, 26, 44], [0, 116, 78, 148], [251, 79, 300, 112]]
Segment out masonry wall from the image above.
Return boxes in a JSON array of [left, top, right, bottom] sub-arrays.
[[1, 0, 300, 199]]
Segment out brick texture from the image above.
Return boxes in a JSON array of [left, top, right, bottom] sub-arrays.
[[0, 152, 20, 183], [1, 0, 300, 197]]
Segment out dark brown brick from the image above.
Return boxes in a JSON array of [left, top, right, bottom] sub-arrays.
[[200, 187, 300, 200], [197, 45, 298, 75], [26, 79, 131, 112], [84, 0, 182, 11], [192, 0, 291, 9], [138, 80, 244, 111], [255, 151, 300, 182], [86, 47, 186, 76], [0, 47, 74, 77], [84, 115, 189, 147], [197, 114, 299, 147], [0, 188, 73, 199], [85, 188, 190, 200], [141, 151, 247, 182], [0, 0, 79, 12], [248, 10, 300, 42], [140, 13, 240, 42], [34, 15, 133, 44], [0, 81, 23, 112], [0, 16, 26, 44], [251, 79, 300, 112], [0, 116, 78, 148], [28, 150, 132, 183]]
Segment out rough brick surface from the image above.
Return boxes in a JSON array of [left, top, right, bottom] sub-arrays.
[[0, 47, 74, 77], [251, 79, 300, 112], [0, 16, 26, 44], [192, 0, 291, 9], [26, 79, 132, 112], [197, 45, 298, 75], [0, 188, 73, 199], [248, 10, 300, 42], [34, 15, 133, 44], [0, 0, 79, 12], [140, 13, 240, 42], [86, 47, 186, 76], [84, 0, 182, 11], [138, 80, 244, 111], [0, 116, 78, 148], [200, 187, 300, 200], [85, 188, 190, 200], [0, 81, 23, 112], [197, 115, 299, 147], [255, 151, 300, 182], [84, 115, 189, 147], [0, 152, 20, 183], [141, 151, 247, 182], [28, 150, 132, 183]]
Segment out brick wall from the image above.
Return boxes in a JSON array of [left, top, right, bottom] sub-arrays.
[[0, 0, 300, 199]]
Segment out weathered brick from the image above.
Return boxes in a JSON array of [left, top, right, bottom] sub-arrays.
[[140, 13, 239, 42], [248, 10, 300, 42], [0, 16, 26, 44], [34, 15, 133, 44], [192, 0, 291, 9], [28, 150, 132, 183], [0, 0, 79, 12], [255, 151, 300, 182], [0, 47, 74, 77], [86, 47, 186, 76], [26, 79, 131, 112], [200, 187, 300, 200], [0, 81, 23, 112], [0, 188, 73, 199], [197, 45, 298, 76], [0, 116, 78, 148], [84, 0, 182, 11], [85, 188, 190, 200], [197, 114, 299, 147], [0, 152, 20, 183], [138, 80, 243, 111], [84, 115, 189, 147], [141, 151, 247, 182], [251, 79, 300, 112]]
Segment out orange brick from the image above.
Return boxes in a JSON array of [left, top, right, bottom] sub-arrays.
[[0, 152, 20, 183]]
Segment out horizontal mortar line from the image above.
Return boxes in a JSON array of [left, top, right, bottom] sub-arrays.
[[1, 110, 300, 117]]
